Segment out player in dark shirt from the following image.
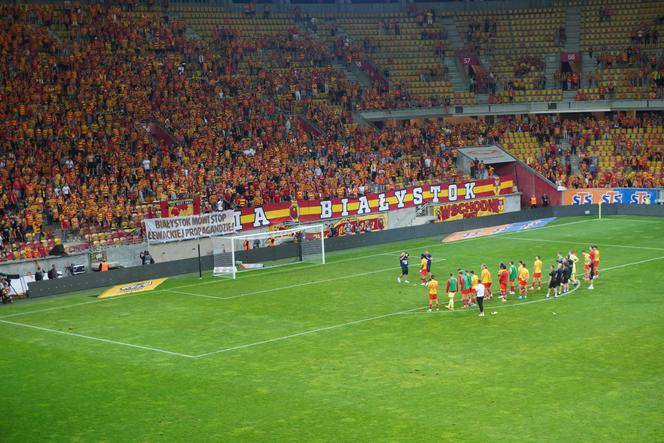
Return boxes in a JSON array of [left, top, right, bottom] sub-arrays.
[[398, 252, 410, 284], [546, 264, 560, 299]]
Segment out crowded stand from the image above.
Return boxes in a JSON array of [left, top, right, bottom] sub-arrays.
[[501, 114, 664, 188], [0, 4, 468, 262], [457, 9, 564, 104], [0, 2, 663, 264]]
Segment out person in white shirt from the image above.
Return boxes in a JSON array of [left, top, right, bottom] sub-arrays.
[[475, 281, 486, 317]]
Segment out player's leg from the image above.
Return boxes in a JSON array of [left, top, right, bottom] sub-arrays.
[[434, 296, 439, 311], [477, 296, 484, 316]]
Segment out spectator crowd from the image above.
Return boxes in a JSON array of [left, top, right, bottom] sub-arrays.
[[0, 4, 663, 264]]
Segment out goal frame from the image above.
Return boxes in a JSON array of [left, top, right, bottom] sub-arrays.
[[212, 224, 326, 279]]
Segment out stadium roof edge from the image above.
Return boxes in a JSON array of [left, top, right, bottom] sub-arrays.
[[358, 99, 664, 121]]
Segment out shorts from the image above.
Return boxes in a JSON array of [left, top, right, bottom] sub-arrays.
[[509, 278, 515, 283], [401, 267, 409, 275], [549, 281, 559, 289], [499, 283, 507, 293], [594, 260, 599, 268], [471, 288, 477, 295], [518, 278, 527, 287], [420, 269, 427, 277], [533, 272, 541, 279], [429, 293, 438, 301], [484, 282, 492, 290], [461, 288, 471, 296]]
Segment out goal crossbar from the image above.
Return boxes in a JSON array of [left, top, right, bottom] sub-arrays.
[[212, 224, 326, 279]]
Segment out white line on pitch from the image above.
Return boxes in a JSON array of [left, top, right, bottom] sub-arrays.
[[145, 217, 601, 294], [192, 306, 425, 358], [158, 217, 599, 297], [194, 253, 662, 357], [493, 236, 664, 251], [0, 319, 195, 358], [0, 217, 598, 320], [195, 281, 585, 356], [600, 256, 664, 271], [166, 258, 448, 300], [399, 256, 664, 315]]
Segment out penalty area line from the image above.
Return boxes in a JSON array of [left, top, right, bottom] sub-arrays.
[[0, 318, 196, 358], [195, 254, 664, 357], [193, 306, 425, 358], [166, 258, 447, 300]]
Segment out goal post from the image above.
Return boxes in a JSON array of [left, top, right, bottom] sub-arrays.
[[212, 224, 326, 278]]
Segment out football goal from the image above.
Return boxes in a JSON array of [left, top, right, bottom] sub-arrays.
[[212, 224, 326, 278]]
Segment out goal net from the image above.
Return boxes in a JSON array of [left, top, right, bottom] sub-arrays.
[[212, 224, 326, 278]]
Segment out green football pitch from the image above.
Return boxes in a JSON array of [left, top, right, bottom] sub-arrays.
[[2, 215, 663, 442]]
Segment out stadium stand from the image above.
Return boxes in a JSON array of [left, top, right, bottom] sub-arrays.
[[323, 11, 463, 107], [575, 0, 664, 99], [500, 114, 664, 188], [456, 8, 564, 103], [0, 3, 471, 262], [0, 1, 662, 263]]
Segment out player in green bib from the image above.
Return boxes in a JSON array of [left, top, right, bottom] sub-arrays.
[[508, 261, 518, 295], [445, 273, 458, 311], [463, 271, 474, 307]]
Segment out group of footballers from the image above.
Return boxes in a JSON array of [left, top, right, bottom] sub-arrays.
[[398, 245, 601, 315]]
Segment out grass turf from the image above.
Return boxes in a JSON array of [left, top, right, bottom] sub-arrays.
[[1, 215, 663, 441]]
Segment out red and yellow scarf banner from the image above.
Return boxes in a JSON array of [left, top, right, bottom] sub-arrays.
[[234, 176, 514, 231]]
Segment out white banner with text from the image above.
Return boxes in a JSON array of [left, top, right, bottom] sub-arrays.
[[144, 211, 237, 244]]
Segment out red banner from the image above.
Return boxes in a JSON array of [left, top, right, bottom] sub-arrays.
[[160, 197, 201, 218], [295, 177, 513, 223], [434, 197, 505, 222], [329, 213, 387, 237], [231, 176, 514, 232]]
